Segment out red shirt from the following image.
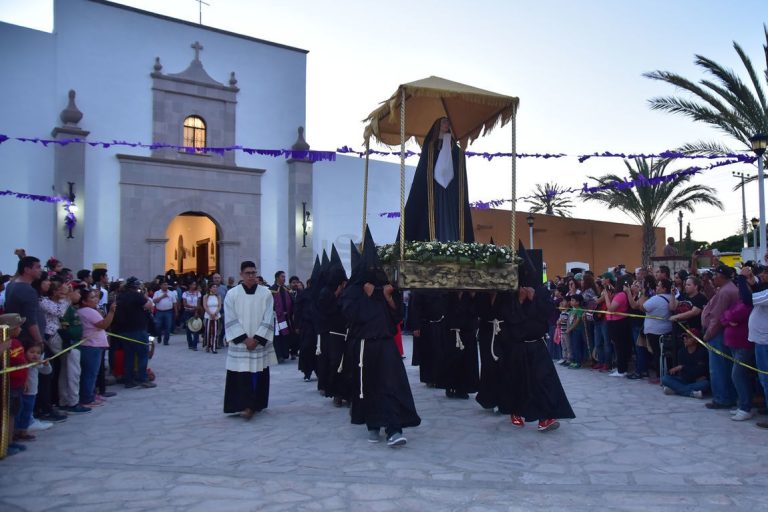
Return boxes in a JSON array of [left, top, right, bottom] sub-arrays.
[[8, 338, 28, 390]]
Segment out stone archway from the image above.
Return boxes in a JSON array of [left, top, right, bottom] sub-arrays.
[[165, 212, 220, 277]]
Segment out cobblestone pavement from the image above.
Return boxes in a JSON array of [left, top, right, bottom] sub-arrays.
[[2, 334, 767, 511]]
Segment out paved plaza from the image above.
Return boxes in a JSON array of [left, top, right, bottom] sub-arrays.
[[2, 335, 767, 511]]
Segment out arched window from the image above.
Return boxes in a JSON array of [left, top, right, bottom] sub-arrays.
[[183, 115, 206, 151]]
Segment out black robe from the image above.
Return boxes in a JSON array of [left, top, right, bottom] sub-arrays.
[[474, 292, 507, 410], [497, 287, 575, 421], [294, 289, 317, 379], [408, 291, 449, 386], [341, 285, 420, 431], [441, 292, 480, 394], [317, 286, 349, 400], [401, 119, 474, 243]]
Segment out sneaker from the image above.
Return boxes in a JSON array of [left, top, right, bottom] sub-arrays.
[[386, 432, 407, 447], [626, 373, 644, 380], [81, 401, 104, 407], [333, 396, 343, 407], [705, 401, 733, 410], [28, 418, 53, 431], [537, 419, 560, 432], [608, 370, 626, 378], [62, 405, 92, 414], [102, 391, 118, 398], [568, 362, 581, 369], [731, 409, 754, 421], [691, 390, 704, 399], [39, 412, 67, 423], [756, 422, 768, 429], [663, 386, 676, 395], [559, 360, 570, 367], [125, 382, 138, 389], [303, 376, 311, 382], [368, 429, 381, 443], [510, 415, 524, 427], [140, 381, 157, 388], [591, 363, 605, 371]]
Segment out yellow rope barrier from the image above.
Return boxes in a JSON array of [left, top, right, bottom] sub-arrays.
[[1, 325, 9, 459], [399, 88, 406, 261], [510, 113, 517, 257], [361, 138, 370, 243], [574, 308, 768, 375]]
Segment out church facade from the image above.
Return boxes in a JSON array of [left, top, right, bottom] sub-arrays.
[[0, 0, 412, 281]]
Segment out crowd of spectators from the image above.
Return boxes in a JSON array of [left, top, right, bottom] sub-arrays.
[[548, 257, 768, 429]]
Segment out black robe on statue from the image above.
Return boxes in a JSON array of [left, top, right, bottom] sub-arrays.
[[401, 118, 474, 243], [497, 286, 575, 421]]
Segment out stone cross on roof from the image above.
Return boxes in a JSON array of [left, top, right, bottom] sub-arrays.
[[191, 41, 203, 61]]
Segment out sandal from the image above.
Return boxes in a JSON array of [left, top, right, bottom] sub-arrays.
[[14, 432, 36, 441]]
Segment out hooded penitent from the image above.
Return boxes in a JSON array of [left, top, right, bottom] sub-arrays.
[[327, 244, 348, 290], [401, 117, 474, 243], [353, 225, 388, 287]]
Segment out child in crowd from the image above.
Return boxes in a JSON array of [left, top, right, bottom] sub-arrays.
[[2, 313, 29, 455], [15, 343, 52, 441], [557, 296, 571, 366], [566, 294, 586, 368]]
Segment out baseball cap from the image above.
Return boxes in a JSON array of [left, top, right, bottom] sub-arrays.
[[714, 265, 734, 279]]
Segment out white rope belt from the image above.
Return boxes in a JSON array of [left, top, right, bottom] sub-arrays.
[[334, 329, 349, 373], [523, 336, 546, 344], [489, 319, 504, 361], [358, 338, 365, 399], [429, 315, 445, 324], [450, 328, 465, 350], [315, 334, 321, 356]]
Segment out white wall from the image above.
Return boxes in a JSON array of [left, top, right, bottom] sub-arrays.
[[0, 0, 306, 276], [312, 155, 415, 276]]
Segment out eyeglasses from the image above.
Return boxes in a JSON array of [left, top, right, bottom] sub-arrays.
[[242, 271, 257, 276]]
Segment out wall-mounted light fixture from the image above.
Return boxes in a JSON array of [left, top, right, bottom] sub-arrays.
[[64, 181, 77, 239], [302, 201, 312, 248]]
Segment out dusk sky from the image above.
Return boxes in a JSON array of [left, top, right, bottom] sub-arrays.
[[2, 0, 767, 244]]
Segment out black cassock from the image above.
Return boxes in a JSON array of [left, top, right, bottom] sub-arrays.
[[294, 289, 317, 380], [408, 291, 448, 386], [441, 292, 480, 395], [341, 285, 421, 431], [497, 288, 575, 421], [474, 292, 507, 410]]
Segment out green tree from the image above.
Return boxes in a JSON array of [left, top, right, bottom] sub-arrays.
[[644, 26, 768, 186], [527, 182, 575, 217], [582, 158, 723, 267]]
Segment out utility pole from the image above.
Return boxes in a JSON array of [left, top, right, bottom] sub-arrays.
[[733, 171, 752, 248]]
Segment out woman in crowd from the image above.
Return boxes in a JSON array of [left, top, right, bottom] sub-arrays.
[[721, 296, 755, 421], [203, 282, 222, 354], [639, 278, 673, 383], [591, 280, 612, 371], [581, 274, 599, 365], [604, 273, 633, 378], [182, 280, 202, 350], [77, 288, 116, 407]]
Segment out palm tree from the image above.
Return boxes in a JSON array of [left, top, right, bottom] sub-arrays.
[[644, 26, 768, 187], [527, 182, 575, 217], [582, 158, 723, 267]]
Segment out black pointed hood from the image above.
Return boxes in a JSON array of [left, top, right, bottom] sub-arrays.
[[350, 239, 361, 270], [308, 255, 321, 288], [517, 240, 539, 289], [351, 225, 388, 286], [327, 244, 348, 289], [489, 236, 495, 245]]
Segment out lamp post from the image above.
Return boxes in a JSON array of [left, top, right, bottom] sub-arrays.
[[751, 134, 768, 264], [677, 210, 683, 246], [301, 202, 312, 248], [733, 171, 751, 248], [752, 217, 760, 258], [527, 213, 534, 249]]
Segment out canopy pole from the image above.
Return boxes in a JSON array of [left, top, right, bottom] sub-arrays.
[[399, 88, 406, 261], [361, 138, 370, 243], [510, 112, 517, 259]]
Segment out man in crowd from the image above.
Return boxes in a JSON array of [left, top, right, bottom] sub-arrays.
[[223, 261, 276, 420], [701, 265, 739, 410], [663, 237, 679, 256], [270, 270, 295, 362], [152, 279, 177, 346], [211, 273, 227, 348], [113, 277, 156, 389], [92, 268, 109, 315]]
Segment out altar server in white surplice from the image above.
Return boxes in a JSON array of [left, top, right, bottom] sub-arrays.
[[223, 261, 277, 419]]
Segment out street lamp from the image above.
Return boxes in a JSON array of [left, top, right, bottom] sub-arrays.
[[527, 213, 534, 249], [678, 210, 683, 245], [752, 216, 760, 254], [301, 201, 312, 248], [751, 134, 768, 264]]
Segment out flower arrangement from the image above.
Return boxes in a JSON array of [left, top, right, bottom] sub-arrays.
[[377, 241, 518, 267]]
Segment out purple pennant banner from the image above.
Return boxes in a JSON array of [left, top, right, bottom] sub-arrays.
[[378, 156, 755, 218], [1, 189, 77, 231], [0, 134, 337, 162]]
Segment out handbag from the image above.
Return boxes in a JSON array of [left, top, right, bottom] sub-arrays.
[[46, 331, 64, 354]]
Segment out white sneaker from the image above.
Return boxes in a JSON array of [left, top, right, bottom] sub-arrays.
[[608, 370, 626, 377], [663, 386, 676, 395], [690, 390, 703, 399], [28, 418, 53, 431], [731, 409, 754, 421]]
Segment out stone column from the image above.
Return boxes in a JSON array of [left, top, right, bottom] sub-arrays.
[[146, 238, 169, 278], [51, 90, 89, 269], [218, 240, 241, 283], [287, 127, 314, 281]]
